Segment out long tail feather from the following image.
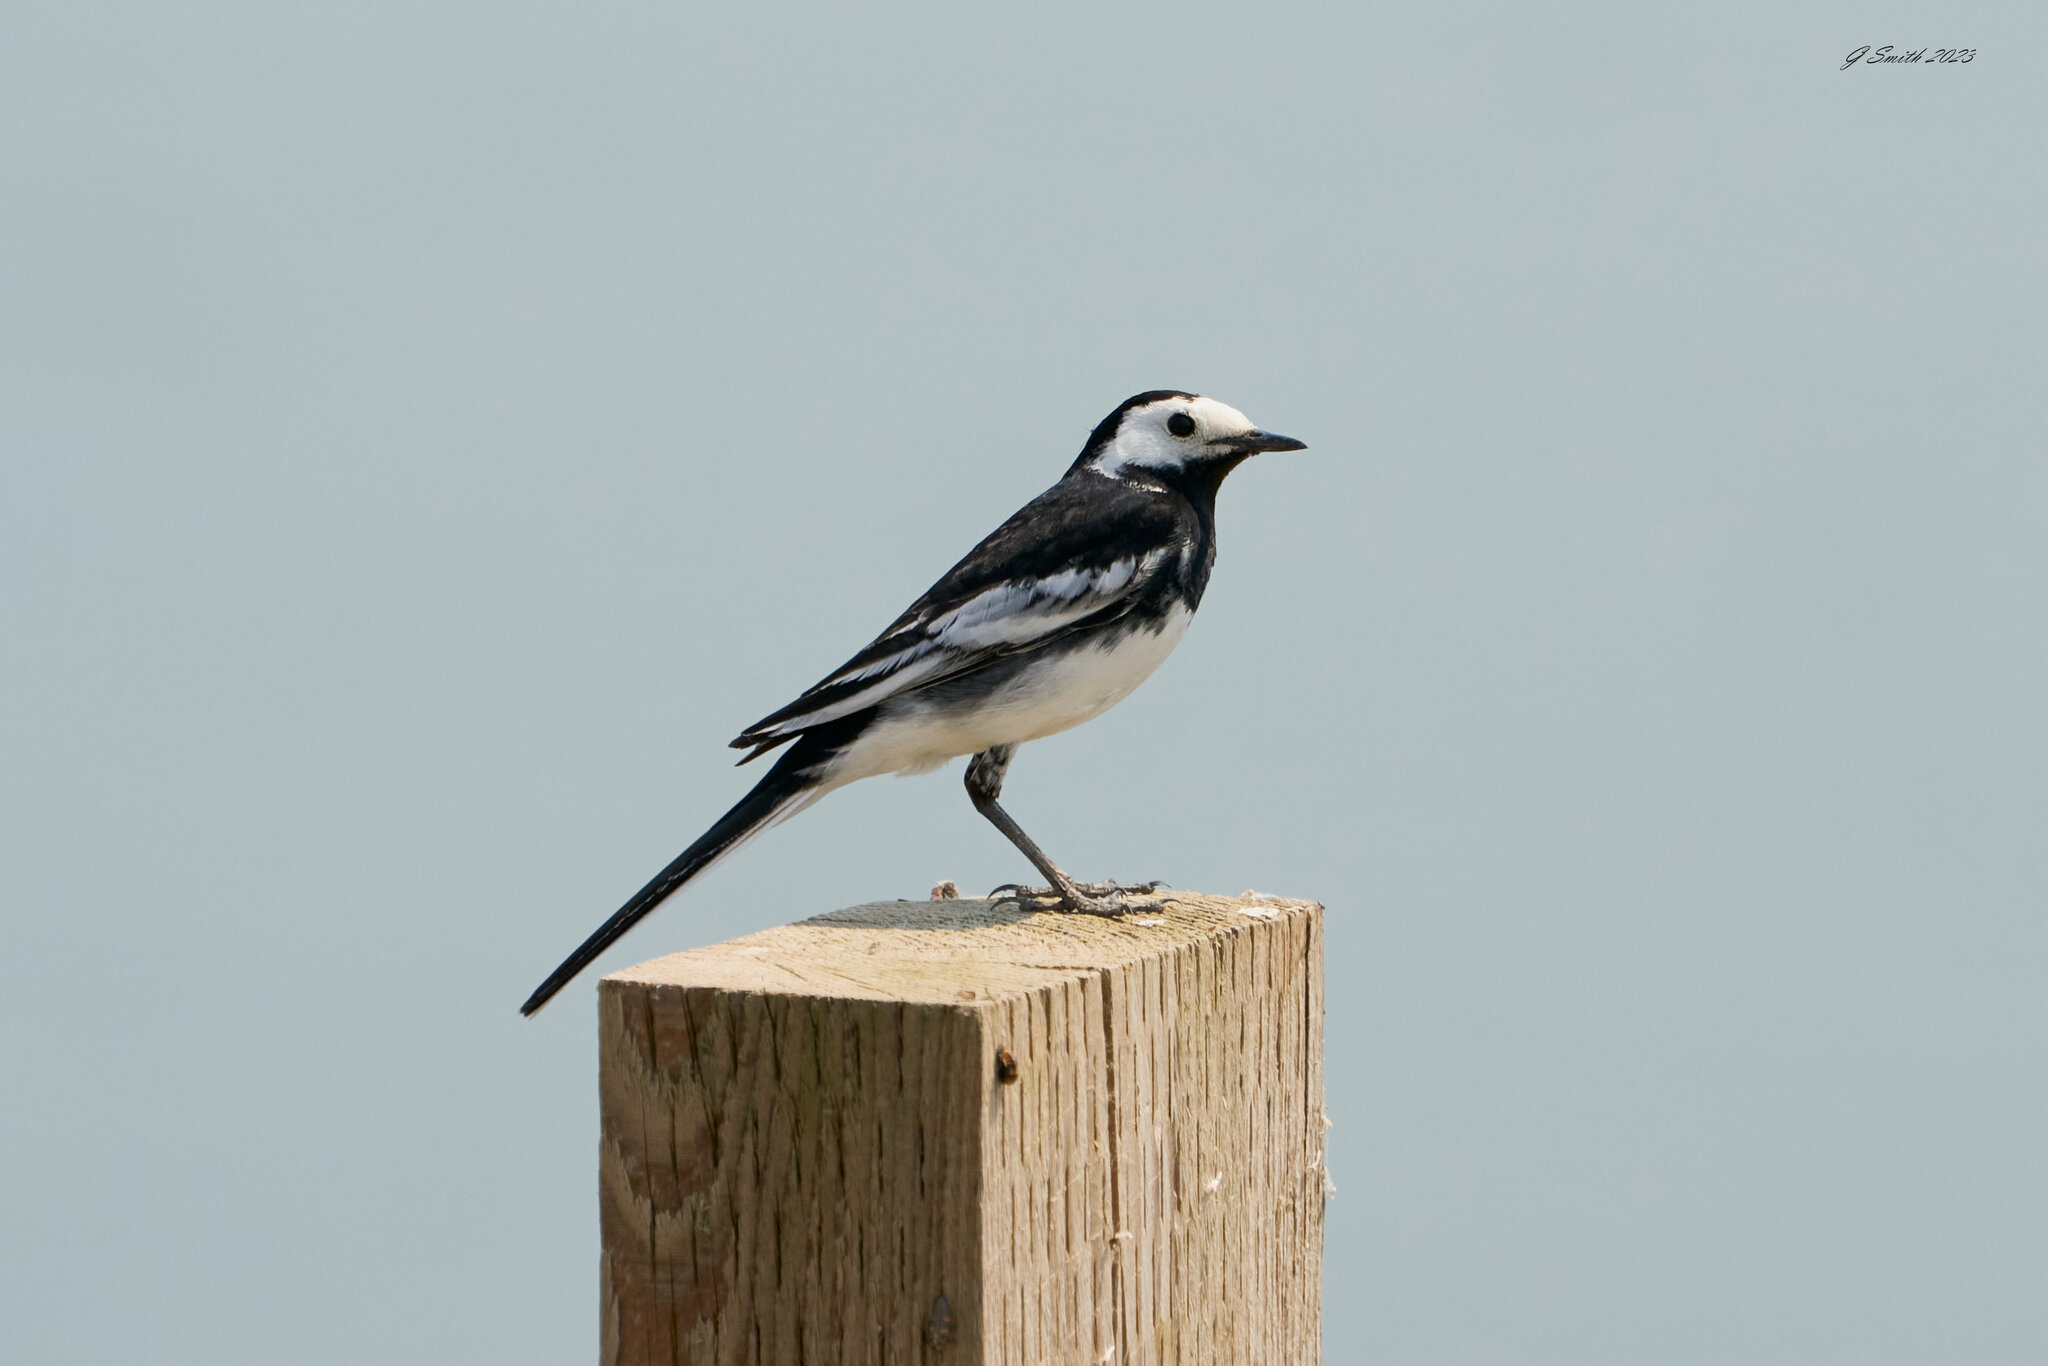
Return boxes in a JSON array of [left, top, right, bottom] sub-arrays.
[[519, 760, 823, 1016]]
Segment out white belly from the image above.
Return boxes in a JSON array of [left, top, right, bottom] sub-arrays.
[[829, 606, 1193, 782]]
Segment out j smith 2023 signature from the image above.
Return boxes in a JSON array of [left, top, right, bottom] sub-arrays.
[[1843, 46, 1976, 67]]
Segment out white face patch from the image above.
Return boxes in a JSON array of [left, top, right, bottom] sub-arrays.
[[1095, 395, 1260, 476]]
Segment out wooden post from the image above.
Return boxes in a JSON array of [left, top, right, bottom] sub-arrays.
[[597, 892, 1326, 1366]]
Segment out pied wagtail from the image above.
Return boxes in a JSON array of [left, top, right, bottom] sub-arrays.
[[521, 390, 1306, 1015]]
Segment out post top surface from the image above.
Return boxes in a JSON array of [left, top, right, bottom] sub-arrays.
[[602, 892, 1320, 1006]]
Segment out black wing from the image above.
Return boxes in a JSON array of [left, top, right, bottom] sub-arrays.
[[731, 472, 1186, 760]]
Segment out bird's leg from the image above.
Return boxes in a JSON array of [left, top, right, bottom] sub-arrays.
[[965, 746, 1157, 916]]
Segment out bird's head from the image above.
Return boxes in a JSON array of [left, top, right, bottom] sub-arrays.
[[1075, 390, 1307, 481]]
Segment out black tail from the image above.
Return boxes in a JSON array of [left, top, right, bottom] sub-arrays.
[[519, 755, 822, 1017]]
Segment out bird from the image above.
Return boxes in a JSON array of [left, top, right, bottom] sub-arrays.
[[520, 390, 1306, 1016]]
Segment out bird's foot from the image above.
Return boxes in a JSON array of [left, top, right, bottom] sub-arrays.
[[989, 879, 1171, 917], [1072, 879, 1170, 899]]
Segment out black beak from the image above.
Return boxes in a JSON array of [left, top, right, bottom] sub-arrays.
[[1218, 429, 1308, 455]]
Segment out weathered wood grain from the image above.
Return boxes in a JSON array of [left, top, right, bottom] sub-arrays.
[[598, 892, 1325, 1365]]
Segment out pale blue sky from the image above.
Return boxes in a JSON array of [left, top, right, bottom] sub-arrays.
[[5, 4, 2045, 1362]]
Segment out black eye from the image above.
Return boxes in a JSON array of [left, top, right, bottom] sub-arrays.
[[1167, 412, 1196, 438]]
